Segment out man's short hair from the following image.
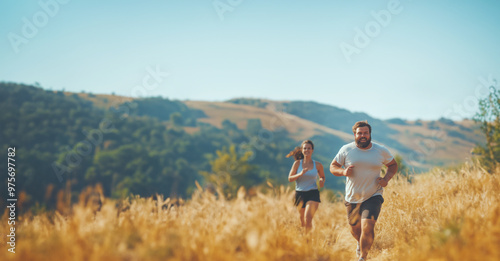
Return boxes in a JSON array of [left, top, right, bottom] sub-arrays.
[[352, 121, 372, 134]]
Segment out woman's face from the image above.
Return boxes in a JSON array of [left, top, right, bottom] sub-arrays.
[[302, 143, 313, 157]]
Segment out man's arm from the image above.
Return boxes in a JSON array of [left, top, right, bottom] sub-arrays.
[[330, 160, 353, 177], [377, 159, 398, 187]]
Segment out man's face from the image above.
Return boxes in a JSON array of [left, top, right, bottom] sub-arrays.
[[355, 126, 371, 148]]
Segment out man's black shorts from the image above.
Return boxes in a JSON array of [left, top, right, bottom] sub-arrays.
[[344, 195, 384, 226], [294, 189, 321, 208]]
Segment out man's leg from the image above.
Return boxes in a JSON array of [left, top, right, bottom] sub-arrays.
[[350, 222, 361, 241], [360, 218, 376, 259], [350, 221, 362, 258], [358, 195, 383, 259], [346, 201, 362, 251]]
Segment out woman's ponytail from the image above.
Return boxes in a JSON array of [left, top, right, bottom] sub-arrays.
[[286, 146, 304, 160]]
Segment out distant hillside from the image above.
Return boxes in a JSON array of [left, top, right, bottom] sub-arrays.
[[185, 100, 353, 143], [387, 119, 482, 168], [76, 95, 483, 170], [1, 83, 483, 210], [225, 98, 483, 170], [74, 94, 483, 170]]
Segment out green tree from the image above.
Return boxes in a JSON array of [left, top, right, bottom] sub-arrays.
[[474, 86, 500, 173], [170, 112, 183, 126], [392, 154, 413, 183], [222, 119, 238, 131], [394, 154, 409, 175], [245, 118, 262, 136], [200, 145, 262, 198]]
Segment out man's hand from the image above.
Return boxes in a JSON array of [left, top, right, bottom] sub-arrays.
[[377, 177, 388, 187], [344, 166, 354, 176]]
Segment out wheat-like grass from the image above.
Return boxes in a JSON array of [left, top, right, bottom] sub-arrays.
[[1, 163, 499, 260]]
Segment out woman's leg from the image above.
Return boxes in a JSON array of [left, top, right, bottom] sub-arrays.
[[299, 207, 305, 227], [304, 201, 319, 233]]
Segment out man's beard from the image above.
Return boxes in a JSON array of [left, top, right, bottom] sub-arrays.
[[356, 137, 371, 148]]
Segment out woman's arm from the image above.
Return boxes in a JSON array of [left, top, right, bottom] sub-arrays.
[[288, 160, 307, 182], [316, 162, 325, 188]]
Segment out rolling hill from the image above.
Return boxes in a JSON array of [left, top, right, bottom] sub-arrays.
[[74, 93, 483, 171], [189, 98, 483, 170]]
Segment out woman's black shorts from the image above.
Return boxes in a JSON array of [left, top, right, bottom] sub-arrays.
[[294, 189, 321, 208]]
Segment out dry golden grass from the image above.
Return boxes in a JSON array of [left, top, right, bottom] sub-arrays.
[[184, 100, 353, 142], [1, 164, 499, 261]]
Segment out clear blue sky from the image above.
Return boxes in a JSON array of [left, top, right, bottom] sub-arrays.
[[1, 0, 499, 120]]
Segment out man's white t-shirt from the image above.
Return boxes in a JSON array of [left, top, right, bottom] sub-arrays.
[[334, 142, 394, 203]]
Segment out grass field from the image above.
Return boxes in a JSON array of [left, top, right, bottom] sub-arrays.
[[1, 163, 499, 261]]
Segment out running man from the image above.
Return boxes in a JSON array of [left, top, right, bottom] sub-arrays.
[[330, 121, 398, 261]]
